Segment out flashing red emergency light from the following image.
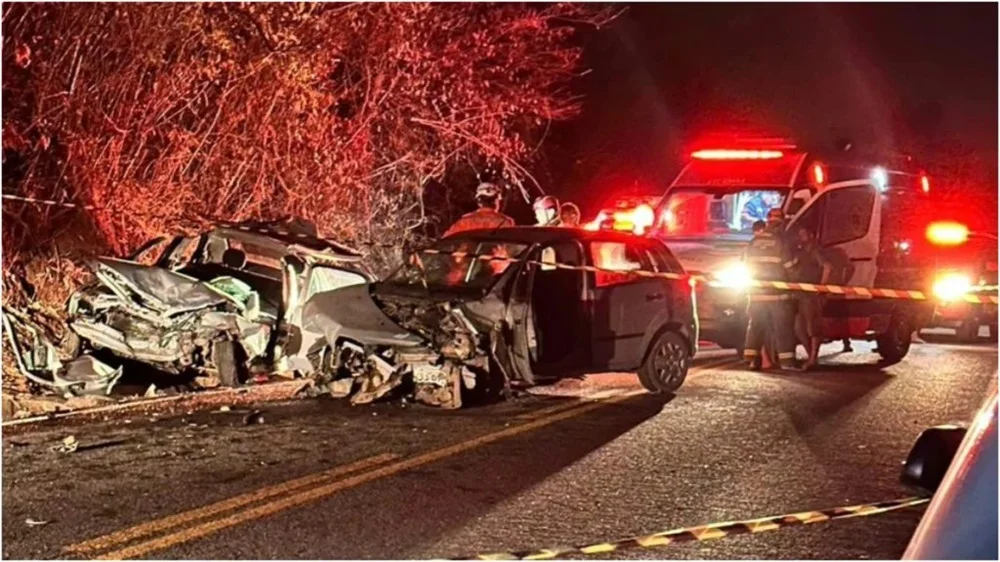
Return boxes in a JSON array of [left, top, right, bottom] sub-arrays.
[[690, 149, 784, 160], [927, 221, 969, 246]]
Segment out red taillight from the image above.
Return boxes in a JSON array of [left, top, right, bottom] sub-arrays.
[[812, 163, 825, 185], [921, 175, 931, 193], [690, 149, 784, 160], [927, 221, 969, 246]]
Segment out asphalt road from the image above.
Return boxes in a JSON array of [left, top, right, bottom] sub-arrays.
[[3, 333, 996, 560]]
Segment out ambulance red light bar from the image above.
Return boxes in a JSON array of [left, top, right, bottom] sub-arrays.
[[926, 221, 969, 246], [690, 149, 785, 160]]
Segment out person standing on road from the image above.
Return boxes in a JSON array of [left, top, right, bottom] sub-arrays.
[[443, 182, 515, 237], [533, 195, 562, 226], [792, 225, 832, 370], [746, 220, 777, 369], [743, 209, 797, 370]]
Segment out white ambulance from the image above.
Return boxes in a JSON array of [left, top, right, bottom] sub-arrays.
[[650, 138, 935, 363]]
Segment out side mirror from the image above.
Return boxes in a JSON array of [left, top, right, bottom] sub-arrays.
[[901, 425, 967, 493]]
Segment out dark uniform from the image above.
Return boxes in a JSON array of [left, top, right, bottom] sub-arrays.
[[743, 227, 796, 369], [443, 208, 515, 237]]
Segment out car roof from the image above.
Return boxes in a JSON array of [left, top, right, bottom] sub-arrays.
[[210, 223, 364, 261], [442, 226, 656, 246]]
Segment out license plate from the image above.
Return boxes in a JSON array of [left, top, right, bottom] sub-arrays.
[[412, 364, 447, 386]]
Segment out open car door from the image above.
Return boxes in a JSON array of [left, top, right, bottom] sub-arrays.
[[492, 246, 539, 385], [787, 179, 881, 286]]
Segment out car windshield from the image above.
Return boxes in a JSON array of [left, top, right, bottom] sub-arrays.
[[658, 187, 787, 237], [386, 239, 529, 294]]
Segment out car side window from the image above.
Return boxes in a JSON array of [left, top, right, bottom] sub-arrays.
[[793, 195, 825, 240], [786, 188, 813, 217], [590, 241, 649, 287], [820, 186, 875, 246], [645, 243, 683, 274]]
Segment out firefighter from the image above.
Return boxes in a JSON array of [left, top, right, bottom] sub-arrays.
[[443, 182, 515, 237], [743, 208, 797, 370], [559, 202, 581, 227], [533, 195, 561, 226]]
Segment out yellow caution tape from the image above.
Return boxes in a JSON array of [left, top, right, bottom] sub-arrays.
[[422, 249, 999, 304], [458, 496, 930, 560]]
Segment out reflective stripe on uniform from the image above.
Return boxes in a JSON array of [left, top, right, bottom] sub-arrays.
[[749, 256, 782, 264], [777, 352, 795, 360], [743, 349, 759, 357]]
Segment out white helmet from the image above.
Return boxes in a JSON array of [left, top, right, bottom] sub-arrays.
[[475, 182, 502, 200]]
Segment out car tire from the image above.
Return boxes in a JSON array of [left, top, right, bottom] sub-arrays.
[[212, 340, 244, 388], [638, 330, 690, 394], [955, 320, 978, 342], [877, 313, 913, 366]]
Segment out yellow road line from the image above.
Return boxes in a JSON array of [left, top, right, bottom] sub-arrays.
[[92, 392, 639, 560], [514, 390, 641, 421], [64, 453, 398, 555]]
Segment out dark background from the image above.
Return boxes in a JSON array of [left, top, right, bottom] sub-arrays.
[[540, 3, 998, 224]]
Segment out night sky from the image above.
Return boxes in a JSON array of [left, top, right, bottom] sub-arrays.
[[544, 3, 998, 215]]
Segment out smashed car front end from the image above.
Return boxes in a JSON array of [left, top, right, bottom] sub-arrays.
[[67, 257, 271, 381], [300, 283, 502, 409]]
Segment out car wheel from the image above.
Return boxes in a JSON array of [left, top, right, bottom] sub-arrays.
[[212, 340, 245, 388], [877, 313, 913, 366], [639, 330, 690, 393]]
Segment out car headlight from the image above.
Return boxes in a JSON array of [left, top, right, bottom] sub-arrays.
[[932, 272, 972, 302], [713, 262, 752, 291]]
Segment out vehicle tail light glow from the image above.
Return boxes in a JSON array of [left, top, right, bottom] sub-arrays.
[[927, 221, 969, 246], [690, 149, 784, 160], [932, 271, 972, 302]]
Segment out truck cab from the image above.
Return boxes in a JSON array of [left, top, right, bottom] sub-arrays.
[[651, 138, 935, 363]]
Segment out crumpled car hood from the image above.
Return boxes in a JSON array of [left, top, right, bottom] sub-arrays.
[[90, 257, 239, 316], [301, 284, 424, 348]]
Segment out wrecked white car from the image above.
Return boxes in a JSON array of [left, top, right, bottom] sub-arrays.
[[301, 227, 698, 409], [25, 222, 374, 392]]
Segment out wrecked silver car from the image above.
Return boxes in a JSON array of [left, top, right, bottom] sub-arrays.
[[301, 227, 698, 409], [41, 222, 374, 391]]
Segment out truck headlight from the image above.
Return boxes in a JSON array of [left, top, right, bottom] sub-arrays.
[[713, 262, 752, 291], [932, 272, 972, 302]]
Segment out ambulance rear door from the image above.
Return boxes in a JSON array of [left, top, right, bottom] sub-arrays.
[[787, 180, 881, 287]]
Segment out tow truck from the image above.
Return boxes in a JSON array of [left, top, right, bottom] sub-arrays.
[[628, 137, 939, 363]]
